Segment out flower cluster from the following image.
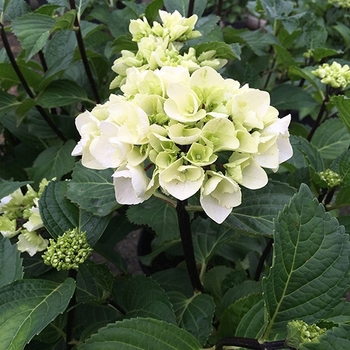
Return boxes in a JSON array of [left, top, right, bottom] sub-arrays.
[[73, 10, 292, 224], [0, 179, 49, 255], [287, 320, 326, 347], [328, 0, 350, 8], [42, 228, 92, 270], [319, 168, 342, 188], [312, 61, 350, 89], [110, 10, 227, 89]]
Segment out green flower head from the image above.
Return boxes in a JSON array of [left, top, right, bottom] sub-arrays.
[[287, 320, 326, 348], [312, 62, 350, 89], [43, 228, 92, 270], [318, 169, 342, 188]]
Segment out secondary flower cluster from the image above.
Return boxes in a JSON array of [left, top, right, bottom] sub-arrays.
[[73, 10, 292, 223], [0, 180, 49, 255], [328, 0, 350, 8], [312, 61, 350, 89], [110, 10, 227, 89], [42, 228, 92, 270]]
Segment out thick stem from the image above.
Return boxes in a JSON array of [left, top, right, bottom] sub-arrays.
[[0, 23, 66, 141], [216, 337, 294, 350], [176, 199, 204, 292], [66, 269, 77, 350], [254, 238, 273, 281], [69, 0, 101, 104], [187, 0, 195, 17]]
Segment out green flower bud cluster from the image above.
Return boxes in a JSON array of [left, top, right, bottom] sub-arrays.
[[312, 62, 350, 89], [319, 169, 342, 188], [0, 179, 50, 256], [328, 0, 350, 8], [287, 320, 326, 348], [43, 228, 92, 270]]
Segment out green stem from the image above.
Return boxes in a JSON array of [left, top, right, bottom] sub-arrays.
[[0, 23, 66, 141], [176, 199, 204, 292], [69, 0, 101, 104]]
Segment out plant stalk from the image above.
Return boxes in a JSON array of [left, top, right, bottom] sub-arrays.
[[69, 0, 101, 104], [176, 199, 204, 292], [216, 337, 294, 350], [187, 0, 195, 17], [0, 23, 66, 141]]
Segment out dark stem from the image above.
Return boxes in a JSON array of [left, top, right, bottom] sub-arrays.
[[254, 238, 273, 281], [216, 337, 294, 350], [69, 0, 101, 104], [216, 0, 223, 16], [176, 199, 204, 292], [307, 86, 330, 141], [108, 299, 127, 315], [0, 23, 66, 141], [187, 0, 195, 17], [66, 269, 77, 350]]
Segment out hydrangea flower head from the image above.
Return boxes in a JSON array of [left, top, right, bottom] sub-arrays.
[[73, 11, 293, 224], [0, 179, 50, 255], [312, 61, 350, 89]]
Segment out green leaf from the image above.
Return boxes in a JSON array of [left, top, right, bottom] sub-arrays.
[[145, 0, 163, 23], [218, 293, 263, 338], [79, 317, 202, 350], [225, 181, 296, 236], [193, 41, 241, 60], [122, 275, 176, 324], [39, 181, 110, 245], [11, 13, 55, 61], [0, 179, 30, 199], [27, 140, 76, 183], [192, 217, 237, 267], [36, 79, 90, 108], [332, 95, 350, 134], [127, 196, 179, 244], [66, 162, 117, 217], [0, 234, 23, 288], [311, 118, 350, 160], [168, 292, 215, 345], [2, 0, 29, 22], [300, 324, 350, 349], [163, 0, 189, 16], [0, 91, 20, 117], [0, 278, 75, 350], [51, 9, 76, 31], [263, 184, 350, 339]]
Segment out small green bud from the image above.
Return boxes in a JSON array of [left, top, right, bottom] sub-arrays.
[[318, 169, 342, 188], [42, 228, 92, 271], [287, 320, 326, 348], [312, 62, 350, 89]]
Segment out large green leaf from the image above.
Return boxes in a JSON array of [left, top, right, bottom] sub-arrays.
[[332, 95, 350, 134], [36, 79, 90, 108], [163, 0, 207, 17], [311, 118, 350, 160], [0, 234, 23, 288], [79, 317, 202, 350], [0, 179, 30, 199], [0, 278, 75, 350], [262, 184, 350, 339], [224, 181, 296, 236], [66, 162, 117, 217], [0, 91, 20, 117], [168, 291, 215, 345], [192, 217, 237, 267], [11, 13, 55, 60], [39, 181, 110, 245], [122, 275, 176, 325], [127, 195, 180, 243], [27, 140, 76, 183]]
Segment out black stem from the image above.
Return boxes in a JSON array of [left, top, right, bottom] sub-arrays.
[[69, 0, 101, 104], [176, 199, 204, 292], [66, 269, 77, 350], [254, 238, 273, 281], [187, 0, 195, 17], [216, 337, 294, 350], [216, 0, 223, 16], [0, 23, 66, 141], [108, 299, 127, 315], [307, 86, 330, 141]]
